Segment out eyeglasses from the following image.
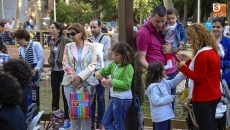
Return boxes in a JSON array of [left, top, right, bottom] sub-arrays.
[[67, 32, 79, 37], [212, 26, 221, 28]]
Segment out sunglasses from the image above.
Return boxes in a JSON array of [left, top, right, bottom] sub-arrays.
[[67, 32, 79, 37]]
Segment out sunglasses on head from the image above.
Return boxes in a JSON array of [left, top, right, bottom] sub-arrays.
[[67, 32, 79, 37]]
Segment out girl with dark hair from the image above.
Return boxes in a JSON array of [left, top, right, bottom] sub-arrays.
[[47, 22, 72, 129], [0, 73, 26, 130], [145, 61, 185, 130], [95, 41, 134, 130]]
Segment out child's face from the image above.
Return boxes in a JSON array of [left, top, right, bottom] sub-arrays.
[[113, 51, 122, 64], [167, 14, 177, 26]]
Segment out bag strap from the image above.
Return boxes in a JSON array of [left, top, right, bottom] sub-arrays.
[[188, 104, 199, 128], [98, 34, 104, 43], [143, 25, 165, 45]]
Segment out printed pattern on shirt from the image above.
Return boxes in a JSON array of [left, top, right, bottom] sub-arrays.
[[19, 42, 34, 64], [0, 52, 10, 71]]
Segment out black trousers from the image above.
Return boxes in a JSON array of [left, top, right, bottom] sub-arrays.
[[51, 70, 69, 119], [192, 98, 221, 130]]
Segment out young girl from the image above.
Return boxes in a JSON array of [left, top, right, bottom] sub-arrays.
[[145, 61, 186, 130], [95, 41, 134, 130]]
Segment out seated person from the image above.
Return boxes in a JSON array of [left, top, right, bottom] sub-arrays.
[[0, 73, 26, 130]]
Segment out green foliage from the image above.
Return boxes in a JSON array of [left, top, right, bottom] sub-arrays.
[[50, 1, 94, 25], [134, 0, 160, 19]]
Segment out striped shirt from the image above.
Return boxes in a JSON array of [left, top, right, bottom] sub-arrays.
[[19, 40, 45, 71]]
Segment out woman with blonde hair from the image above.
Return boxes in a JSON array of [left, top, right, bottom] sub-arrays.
[[177, 23, 222, 130], [62, 22, 98, 130]]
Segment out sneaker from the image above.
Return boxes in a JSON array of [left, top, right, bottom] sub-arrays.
[[95, 123, 102, 130], [59, 120, 71, 130]]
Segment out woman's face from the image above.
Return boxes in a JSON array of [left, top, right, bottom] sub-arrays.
[[49, 24, 60, 36], [15, 38, 27, 47], [68, 29, 81, 42], [113, 51, 123, 64], [212, 21, 224, 37]]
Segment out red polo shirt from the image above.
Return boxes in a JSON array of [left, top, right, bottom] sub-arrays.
[[136, 20, 177, 75]]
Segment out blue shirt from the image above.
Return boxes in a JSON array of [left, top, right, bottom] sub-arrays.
[[76, 49, 90, 87]]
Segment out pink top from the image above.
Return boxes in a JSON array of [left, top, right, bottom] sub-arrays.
[[136, 20, 177, 74]]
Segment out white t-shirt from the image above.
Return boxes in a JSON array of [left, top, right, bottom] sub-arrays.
[[223, 25, 230, 37], [218, 43, 225, 58], [164, 23, 177, 43]]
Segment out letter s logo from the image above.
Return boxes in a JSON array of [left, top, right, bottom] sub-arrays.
[[213, 3, 220, 12]]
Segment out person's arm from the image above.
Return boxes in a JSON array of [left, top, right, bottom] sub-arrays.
[[62, 44, 76, 77], [136, 31, 149, 69], [34, 42, 45, 71], [179, 53, 209, 83], [166, 73, 187, 88], [111, 64, 134, 91], [149, 85, 174, 106], [98, 61, 113, 77], [102, 37, 111, 61], [162, 43, 173, 54], [137, 51, 149, 69]]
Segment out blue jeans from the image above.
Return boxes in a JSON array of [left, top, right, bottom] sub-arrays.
[[102, 97, 132, 130], [167, 69, 179, 111], [91, 80, 105, 124]]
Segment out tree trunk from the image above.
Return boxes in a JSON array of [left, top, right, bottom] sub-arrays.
[[163, 0, 174, 9], [227, 1, 230, 25], [14, 0, 22, 29], [192, 0, 198, 23], [35, 0, 43, 30], [183, 0, 187, 27]]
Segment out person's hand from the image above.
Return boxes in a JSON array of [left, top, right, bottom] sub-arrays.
[[101, 79, 112, 87], [178, 54, 190, 61], [75, 82, 82, 89], [73, 75, 82, 86], [32, 69, 36, 76], [162, 43, 172, 54], [179, 41, 184, 45], [95, 71, 103, 80], [101, 78, 107, 87], [177, 61, 185, 69], [162, 26, 169, 33]]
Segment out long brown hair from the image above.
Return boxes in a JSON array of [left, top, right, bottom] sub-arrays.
[[186, 24, 218, 56], [145, 61, 164, 88], [112, 41, 134, 66]]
